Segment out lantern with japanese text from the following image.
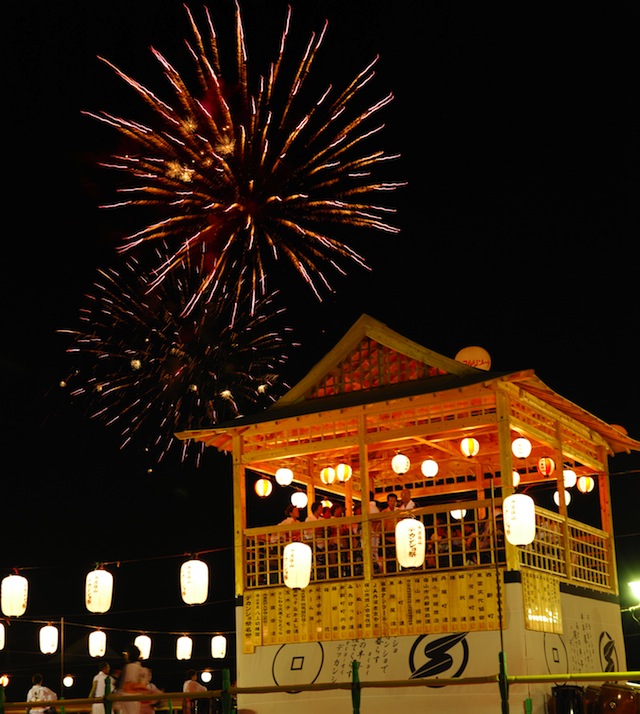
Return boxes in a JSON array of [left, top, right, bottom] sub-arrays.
[[503, 494, 536, 545], [180, 559, 209, 605], [1, 574, 28, 617], [391, 453, 410, 475], [39, 624, 59, 654], [85, 567, 113, 613], [395, 518, 426, 568], [88, 629, 107, 658], [283, 542, 312, 589], [511, 437, 532, 459], [211, 635, 227, 658]]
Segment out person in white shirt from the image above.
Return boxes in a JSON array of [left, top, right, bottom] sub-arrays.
[[182, 669, 207, 714], [27, 673, 57, 714], [89, 661, 116, 714], [399, 487, 416, 510]]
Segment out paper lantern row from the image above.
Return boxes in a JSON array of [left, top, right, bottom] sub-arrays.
[[0, 621, 227, 660], [1, 559, 210, 618]]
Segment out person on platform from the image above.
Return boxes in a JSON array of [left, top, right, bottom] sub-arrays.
[[399, 487, 416, 510]]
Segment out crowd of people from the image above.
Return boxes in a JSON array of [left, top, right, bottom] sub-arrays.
[[265, 489, 505, 579], [25, 646, 224, 714]]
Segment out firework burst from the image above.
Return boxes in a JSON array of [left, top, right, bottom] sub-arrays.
[[85, 2, 403, 315], [58, 250, 294, 465]]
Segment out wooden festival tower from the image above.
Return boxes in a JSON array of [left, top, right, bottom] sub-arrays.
[[178, 314, 639, 714]]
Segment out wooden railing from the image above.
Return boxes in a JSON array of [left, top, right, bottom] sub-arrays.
[[243, 501, 613, 591]]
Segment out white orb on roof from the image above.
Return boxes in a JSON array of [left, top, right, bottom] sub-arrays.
[[455, 346, 492, 371]]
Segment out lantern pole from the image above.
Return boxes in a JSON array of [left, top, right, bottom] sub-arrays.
[[60, 617, 65, 699]]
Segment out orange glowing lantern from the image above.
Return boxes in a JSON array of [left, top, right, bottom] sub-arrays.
[[537, 457, 556, 477], [254, 477, 273, 498], [577, 476, 595, 493], [460, 437, 480, 458]]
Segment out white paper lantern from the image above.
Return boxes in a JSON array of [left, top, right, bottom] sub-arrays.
[[460, 437, 479, 457], [577, 476, 595, 494], [1, 574, 28, 617], [291, 491, 308, 509], [503, 493, 536, 545], [391, 453, 410, 475], [450, 509, 467, 520], [39, 624, 59, 654], [135, 634, 152, 660], [553, 489, 572, 507], [0, 622, 5, 650], [176, 635, 193, 660], [85, 568, 113, 613], [336, 463, 353, 482], [283, 542, 312, 589], [88, 629, 107, 658], [420, 458, 439, 478], [180, 559, 209, 605], [562, 469, 577, 488], [512, 470, 521, 488], [200, 671, 212, 683], [63, 675, 74, 688], [511, 437, 532, 459], [211, 634, 227, 658], [275, 467, 294, 486], [395, 519, 426, 568]]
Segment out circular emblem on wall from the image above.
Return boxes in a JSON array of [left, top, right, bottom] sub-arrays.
[[598, 631, 618, 672], [409, 633, 469, 685], [543, 632, 569, 681], [272, 642, 324, 693]]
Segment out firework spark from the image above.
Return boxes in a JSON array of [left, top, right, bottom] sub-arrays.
[[85, 3, 404, 315], [58, 250, 294, 465]]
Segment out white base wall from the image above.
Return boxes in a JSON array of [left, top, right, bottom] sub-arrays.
[[235, 582, 627, 714]]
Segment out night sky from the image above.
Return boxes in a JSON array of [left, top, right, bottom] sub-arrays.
[[3, 0, 639, 698]]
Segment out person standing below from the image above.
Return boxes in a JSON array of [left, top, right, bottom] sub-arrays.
[[27, 674, 57, 714], [118, 644, 147, 714], [89, 662, 116, 714], [182, 669, 207, 714]]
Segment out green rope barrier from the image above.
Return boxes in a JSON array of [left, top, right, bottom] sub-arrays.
[[351, 660, 361, 714], [498, 651, 509, 714], [221, 669, 232, 714]]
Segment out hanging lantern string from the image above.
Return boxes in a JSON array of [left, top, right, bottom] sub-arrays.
[[7, 616, 236, 638]]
